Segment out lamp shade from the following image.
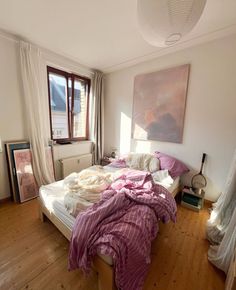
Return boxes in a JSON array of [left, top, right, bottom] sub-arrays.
[[137, 0, 207, 47]]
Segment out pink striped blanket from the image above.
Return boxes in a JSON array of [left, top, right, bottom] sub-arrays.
[[68, 169, 177, 290]]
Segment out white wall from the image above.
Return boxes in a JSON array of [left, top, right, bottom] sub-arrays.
[[104, 34, 236, 201], [0, 36, 26, 199], [0, 32, 93, 200]]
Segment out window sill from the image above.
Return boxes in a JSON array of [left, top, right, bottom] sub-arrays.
[[52, 140, 92, 146]]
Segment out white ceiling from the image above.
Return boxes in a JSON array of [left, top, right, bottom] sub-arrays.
[[0, 0, 236, 73]]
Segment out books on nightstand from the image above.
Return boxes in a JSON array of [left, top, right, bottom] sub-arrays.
[[182, 193, 200, 206], [181, 187, 205, 211]]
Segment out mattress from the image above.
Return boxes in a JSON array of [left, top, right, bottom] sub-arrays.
[[39, 167, 180, 266], [159, 176, 180, 193]]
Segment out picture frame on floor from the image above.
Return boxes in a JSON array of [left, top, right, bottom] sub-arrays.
[[13, 148, 39, 203], [5, 141, 54, 203], [5, 141, 30, 202]]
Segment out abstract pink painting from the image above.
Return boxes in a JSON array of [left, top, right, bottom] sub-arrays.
[[132, 64, 190, 143], [13, 149, 39, 202]]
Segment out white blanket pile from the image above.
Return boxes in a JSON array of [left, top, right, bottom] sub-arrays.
[[63, 166, 125, 217]]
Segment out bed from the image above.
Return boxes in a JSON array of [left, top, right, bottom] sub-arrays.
[[38, 153, 185, 290]]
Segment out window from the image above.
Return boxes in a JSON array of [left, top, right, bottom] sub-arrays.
[[47, 66, 90, 141]]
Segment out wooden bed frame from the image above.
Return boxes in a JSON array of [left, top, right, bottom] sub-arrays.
[[38, 185, 181, 290], [38, 197, 116, 290]]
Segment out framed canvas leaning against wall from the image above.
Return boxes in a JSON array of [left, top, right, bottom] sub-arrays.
[[13, 148, 39, 203], [5, 141, 31, 202]]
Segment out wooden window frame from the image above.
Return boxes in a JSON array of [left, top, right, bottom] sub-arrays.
[[47, 66, 90, 142]]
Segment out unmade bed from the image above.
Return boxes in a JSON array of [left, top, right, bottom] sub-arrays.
[[38, 164, 181, 290]]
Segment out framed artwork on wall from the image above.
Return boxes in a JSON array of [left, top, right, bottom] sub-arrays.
[[132, 64, 190, 143]]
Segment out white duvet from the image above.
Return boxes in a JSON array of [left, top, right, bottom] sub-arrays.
[[63, 166, 125, 216]]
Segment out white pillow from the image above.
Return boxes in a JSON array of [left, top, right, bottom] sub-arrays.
[[148, 157, 160, 173], [126, 153, 160, 172], [152, 169, 173, 185]]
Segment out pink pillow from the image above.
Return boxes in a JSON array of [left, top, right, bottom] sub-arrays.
[[154, 152, 189, 178], [108, 158, 127, 168]]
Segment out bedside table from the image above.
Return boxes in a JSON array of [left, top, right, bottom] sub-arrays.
[[101, 157, 112, 166], [181, 187, 205, 212]]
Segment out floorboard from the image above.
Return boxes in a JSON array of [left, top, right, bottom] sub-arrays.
[[0, 199, 225, 290]]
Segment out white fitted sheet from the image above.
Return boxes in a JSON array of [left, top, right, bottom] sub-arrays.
[[159, 176, 180, 193]]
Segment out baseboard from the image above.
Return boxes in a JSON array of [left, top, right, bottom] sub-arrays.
[[204, 199, 213, 208], [0, 197, 11, 204]]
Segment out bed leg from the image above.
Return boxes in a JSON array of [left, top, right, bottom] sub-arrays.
[[97, 273, 116, 290], [38, 199, 46, 222], [39, 208, 46, 222], [93, 256, 117, 290]]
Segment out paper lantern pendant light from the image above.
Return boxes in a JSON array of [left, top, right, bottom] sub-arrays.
[[137, 0, 207, 47]]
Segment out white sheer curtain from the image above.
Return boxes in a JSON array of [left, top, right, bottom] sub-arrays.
[[207, 148, 236, 273], [90, 71, 104, 165], [20, 41, 55, 185]]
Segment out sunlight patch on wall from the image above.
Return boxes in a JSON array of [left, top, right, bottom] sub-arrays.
[[120, 112, 131, 154], [134, 140, 151, 153], [133, 123, 147, 140]]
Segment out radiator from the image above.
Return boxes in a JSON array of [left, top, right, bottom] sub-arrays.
[[60, 153, 92, 178]]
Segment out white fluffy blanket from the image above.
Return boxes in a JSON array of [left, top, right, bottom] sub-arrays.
[[63, 166, 125, 216], [125, 153, 160, 172]]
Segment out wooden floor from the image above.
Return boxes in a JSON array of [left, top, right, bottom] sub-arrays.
[[0, 199, 225, 290]]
